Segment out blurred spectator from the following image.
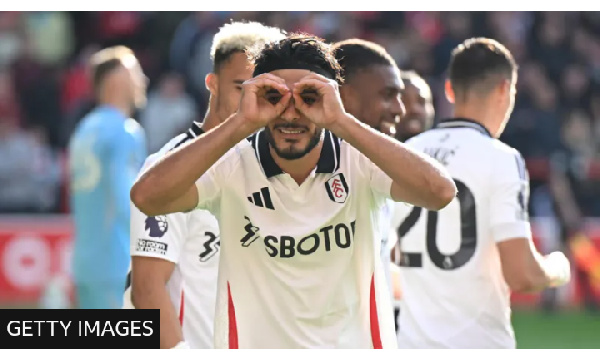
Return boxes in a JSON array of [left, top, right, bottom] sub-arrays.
[[23, 12, 74, 67], [530, 13, 572, 83], [169, 12, 220, 114], [61, 45, 96, 115], [0, 122, 61, 213], [95, 12, 143, 47], [433, 12, 472, 75], [0, 10, 599, 231], [0, 68, 21, 128], [10, 36, 62, 148], [141, 72, 196, 154], [560, 62, 591, 111], [548, 109, 600, 311], [551, 110, 600, 224], [0, 10, 599, 311], [0, 12, 23, 69]]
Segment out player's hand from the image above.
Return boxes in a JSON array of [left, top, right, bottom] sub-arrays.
[[545, 251, 571, 287], [237, 74, 292, 131], [292, 73, 346, 129]]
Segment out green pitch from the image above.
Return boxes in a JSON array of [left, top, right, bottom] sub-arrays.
[[513, 310, 600, 349]]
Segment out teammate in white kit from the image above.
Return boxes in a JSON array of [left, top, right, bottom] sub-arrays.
[[124, 21, 285, 349], [392, 38, 571, 349], [390, 69, 436, 330], [131, 34, 456, 349], [331, 38, 406, 305]]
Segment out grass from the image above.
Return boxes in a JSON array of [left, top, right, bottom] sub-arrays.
[[513, 310, 600, 349]]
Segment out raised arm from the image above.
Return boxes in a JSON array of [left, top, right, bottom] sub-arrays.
[[293, 73, 456, 211], [332, 117, 456, 210], [492, 152, 570, 292], [131, 256, 182, 348], [131, 74, 292, 216]]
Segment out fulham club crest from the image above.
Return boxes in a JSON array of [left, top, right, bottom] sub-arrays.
[[325, 173, 349, 203]]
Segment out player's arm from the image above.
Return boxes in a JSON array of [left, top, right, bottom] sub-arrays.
[[497, 238, 570, 293], [131, 74, 291, 217], [492, 153, 570, 293], [547, 152, 584, 233], [131, 256, 182, 349], [129, 195, 187, 349], [334, 118, 455, 210], [293, 74, 456, 211]]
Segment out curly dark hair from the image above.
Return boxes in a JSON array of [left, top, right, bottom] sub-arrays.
[[332, 39, 398, 83], [249, 33, 344, 84]]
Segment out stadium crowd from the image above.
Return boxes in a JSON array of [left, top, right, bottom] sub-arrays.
[[0, 12, 599, 268]]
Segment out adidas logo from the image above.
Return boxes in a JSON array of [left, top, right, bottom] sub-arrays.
[[247, 187, 275, 210]]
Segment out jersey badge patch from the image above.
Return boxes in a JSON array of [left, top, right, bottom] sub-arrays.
[[325, 173, 349, 203]]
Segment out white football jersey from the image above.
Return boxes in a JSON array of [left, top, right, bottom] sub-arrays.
[[379, 199, 397, 305], [393, 118, 531, 348], [124, 123, 220, 349], [193, 129, 397, 349]]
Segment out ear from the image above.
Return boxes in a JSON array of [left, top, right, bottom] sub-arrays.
[[205, 73, 218, 96], [339, 84, 356, 107], [497, 78, 511, 98], [444, 79, 455, 104]]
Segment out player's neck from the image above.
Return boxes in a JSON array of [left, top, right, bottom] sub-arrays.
[[453, 104, 498, 138], [201, 111, 222, 132], [270, 141, 324, 186], [99, 96, 132, 118]]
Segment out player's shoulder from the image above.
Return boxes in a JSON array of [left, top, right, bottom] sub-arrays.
[[141, 133, 188, 172], [404, 129, 435, 147], [489, 140, 528, 181], [91, 106, 140, 138], [489, 139, 525, 165], [70, 107, 115, 144], [124, 118, 144, 137]]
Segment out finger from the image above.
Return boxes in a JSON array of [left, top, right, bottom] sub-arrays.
[[300, 73, 340, 93], [293, 78, 332, 95], [292, 92, 310, 116], [244, 78, 290, 95], [244, 72, 288, 88], [274, 91, 293, 115], [254, 73, 288, 85]]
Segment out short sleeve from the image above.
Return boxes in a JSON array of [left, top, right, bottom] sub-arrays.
[[194, 147, 239, 212], [129, 144, 188, 263], [356, 148, 393, 207], [130, 201, 186, 263], [490, 150, 532, 242]]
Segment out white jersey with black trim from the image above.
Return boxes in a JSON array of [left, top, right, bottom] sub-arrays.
[[393, 118, 531, 349], [193, 129, 397, 349], [379, 199, 397, 305], [123, 122, 220, 349]]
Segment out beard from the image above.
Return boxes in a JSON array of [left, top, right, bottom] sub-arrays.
[[264, 123, 323, 160]]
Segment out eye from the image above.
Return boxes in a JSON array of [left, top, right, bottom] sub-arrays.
[[264, 89, 282, 105], [300, 89, 318, 105]]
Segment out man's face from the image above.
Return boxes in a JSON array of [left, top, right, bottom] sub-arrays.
[[396, 79, 434, 142], [264, 69, 323, 160], [214, 52, 255, 121], [342, 65, 405, 137]]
